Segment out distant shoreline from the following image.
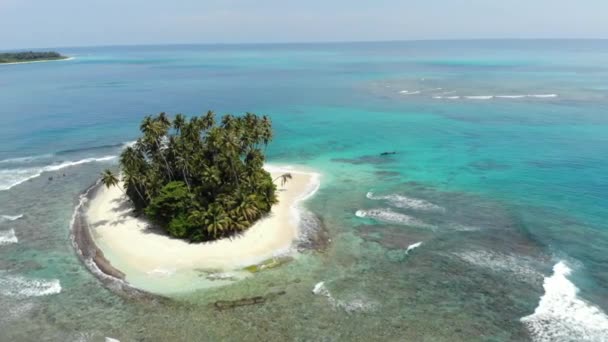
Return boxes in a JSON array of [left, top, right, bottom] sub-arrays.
[[0, 56, 74, 66]]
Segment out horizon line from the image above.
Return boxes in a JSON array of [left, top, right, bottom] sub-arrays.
[[4, 37, 608, 52]]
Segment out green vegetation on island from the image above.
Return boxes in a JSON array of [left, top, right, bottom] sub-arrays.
[[0, 51, 68, 64], [101, 112, 288, 242]]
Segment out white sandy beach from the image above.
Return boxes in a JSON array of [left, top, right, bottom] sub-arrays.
[[86, 166, 319, 293]]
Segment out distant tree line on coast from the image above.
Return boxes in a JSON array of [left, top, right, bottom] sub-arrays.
[[0, 51, 67, 63]]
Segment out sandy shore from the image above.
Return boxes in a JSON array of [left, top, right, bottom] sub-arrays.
[[84, 165, 320, 293]]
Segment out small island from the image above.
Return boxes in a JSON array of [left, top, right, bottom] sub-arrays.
[[81, 111, 320, 294], [0, 51, 69, 64]]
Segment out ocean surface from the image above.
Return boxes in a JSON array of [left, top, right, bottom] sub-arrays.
[[1, 40, 608, 341]]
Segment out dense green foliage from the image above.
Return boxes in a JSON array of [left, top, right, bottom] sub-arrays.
[[0, 51, 67, 63], [102, 112, 279, 242]]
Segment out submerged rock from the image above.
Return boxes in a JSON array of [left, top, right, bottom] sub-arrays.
[[243, 257, 292, 273], [214, 290, 286, 310], [386, 249, 408, 263]]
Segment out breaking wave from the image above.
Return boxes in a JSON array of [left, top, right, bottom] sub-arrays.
[[366, 192, 445, 212], [521, 262, 608, 342], [0, 229, 18, 245], [0, 140, 134, 166], [312, 281, 377, 314], [433, 94, 559, 101], [355, 208, 432, 228], [406, 241, 423, 254], [0, 154, 54, 164], [0, 272, 62, 298], [0, 156, 117, 191], [0, 214, 23, 222], [466, 95, 494, 100]]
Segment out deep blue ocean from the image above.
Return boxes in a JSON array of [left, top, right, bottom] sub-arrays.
[[1, 40, 607, 341]]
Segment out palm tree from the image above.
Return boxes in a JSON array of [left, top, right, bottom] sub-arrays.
[[140, 115, 174, 179], [273, 173, 293, 187], [101, 169, 119, 189], [117, 111, 279, 241], [173, 114, 186, 134], [120, 147, 147, 201]]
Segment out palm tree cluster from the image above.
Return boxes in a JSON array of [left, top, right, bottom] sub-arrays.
[[102, 111, 279, 242]]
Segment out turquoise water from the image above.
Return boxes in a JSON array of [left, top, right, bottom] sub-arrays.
[[1, 40, 608, 341]]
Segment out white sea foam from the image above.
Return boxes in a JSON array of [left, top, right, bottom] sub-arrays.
[[454, 250, 543, 283], [434, 94, 559, 101], [521, 262, 608, 342], [312, 281, 377, 314], [146, 268, 175, 277], [313, 281, 328, 295], [447, 223, 481, 232], [355, 208, 432, 228], [0, 155, 117, 191], [122, 140, 137, 149], [406, 241, 423, 254], [466, 95, 494, 100], [206, 272, 237, 281], [495, 95, 528, 99], [0, 229, 18, 245], [528, 94, 558, 98], [277, 166, 322, 241], [366, 192, 445, 212], [0, 214, 23, 221], [0, 273, 62, 298], [399, 90, 421, 95], [105, 338, 121, 342], [0, 154, 54, 164]]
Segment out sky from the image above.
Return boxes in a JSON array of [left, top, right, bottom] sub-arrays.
[[1, 0, 607, 49]]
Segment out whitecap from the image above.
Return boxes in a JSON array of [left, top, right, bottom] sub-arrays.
[[406, 241, 423, 254], [355, 208, 432, 228], [313, 281, 328, 296], [122, 140, 137, 149], [366, 192, 445, 212], [0, 229, 18, 245], [312, 281, 377, 314], [465, 95, 494, 100], [528, 94, 558, 98], [496, 95, 527, 99], [399, 90, 421, 95], [446, 223, 481, 232], [105, 338, 120, 342], [521, 262, 608, 342], [0, 155, 117, 191], [0, 214, 23, 221], [0, 273, 61, 298], [0, 154, 54, 164]]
